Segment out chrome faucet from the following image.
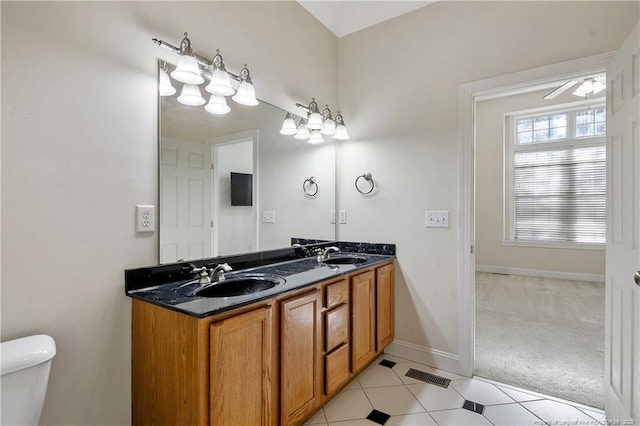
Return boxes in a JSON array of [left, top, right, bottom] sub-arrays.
[[191, 266, 212, 285], [320, 246, 340, 261], [210, 263, 233, 282]]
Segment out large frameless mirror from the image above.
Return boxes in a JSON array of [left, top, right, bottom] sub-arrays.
[[158, 62, 336, 263]]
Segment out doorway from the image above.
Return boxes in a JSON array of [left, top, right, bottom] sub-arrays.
[[456, 52, 614, 398]]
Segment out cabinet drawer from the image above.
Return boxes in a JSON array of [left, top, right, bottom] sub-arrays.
[[325, 304, 349, 352], [325, 279, 349, 309], [325, 343, 349, 395]]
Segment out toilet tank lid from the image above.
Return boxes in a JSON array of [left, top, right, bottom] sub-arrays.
[[1, 334, 56, 375]]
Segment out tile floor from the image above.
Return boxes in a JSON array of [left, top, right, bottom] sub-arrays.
[[304, 354, 606, 426]]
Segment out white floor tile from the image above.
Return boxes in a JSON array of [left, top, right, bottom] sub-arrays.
[[406, 382, 465, 411], [496, 385, 545, 402], [358, 363, 404, 388], [324, 388, 373, 423], [483, 403, 544, 425], [345, 379, 362, 390], [451, 379, 514, 405], [522, 399, 598, 424], [305, 408, 328, 425], [363, 385, 425, 416], [429, 408, 493, 425], [391, 362, 437, 385], [386, 412, 438, 426]]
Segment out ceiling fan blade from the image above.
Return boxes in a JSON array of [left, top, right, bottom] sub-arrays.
[[543, 80, 578, 100]]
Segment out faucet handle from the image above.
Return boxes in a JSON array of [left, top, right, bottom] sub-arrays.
[[191, 267, 211, 284]]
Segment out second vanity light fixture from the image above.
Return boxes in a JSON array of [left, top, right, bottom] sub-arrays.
[[279, 98, 349, 144], [153, 32, 259, 115]]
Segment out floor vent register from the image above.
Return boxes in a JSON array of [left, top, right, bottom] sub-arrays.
[[404, 368, 451, 388]]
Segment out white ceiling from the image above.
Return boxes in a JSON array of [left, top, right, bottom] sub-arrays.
[[297, 1, 435, 39]]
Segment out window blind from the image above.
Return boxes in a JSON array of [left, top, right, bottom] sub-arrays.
[[513, 145, 606, 244]]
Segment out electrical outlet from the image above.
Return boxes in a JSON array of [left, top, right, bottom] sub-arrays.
[[262, 211, 275, 224], [425, 211, 449, 228], [136, 205, 155, 233], [339, 210, 347, 224], [330, 210, 336, 224]]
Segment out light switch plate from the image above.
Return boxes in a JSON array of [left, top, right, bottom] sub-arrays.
[[425, 211, 449, 228], [262, 211, 275, 224], [339, 210, 347, 224], [136, 205, 155, 233]]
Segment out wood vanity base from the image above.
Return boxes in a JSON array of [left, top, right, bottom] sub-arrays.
[[132, 261, 394, 426]]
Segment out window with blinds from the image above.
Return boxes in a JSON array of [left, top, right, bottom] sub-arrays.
[[509, 104, 606, 246]]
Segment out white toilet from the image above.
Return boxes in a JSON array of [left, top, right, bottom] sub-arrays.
[[1, 334, 56, 425]]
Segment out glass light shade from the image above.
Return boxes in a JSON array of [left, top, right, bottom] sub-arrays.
[[308, 130, 325, 144], [159, 68, 176, 96], [177, 84, 206, 106], [280, 117, 298, 135], [581, 79, 594, 93], [592, 80, 606, 94], [333, 124, 350, 140], [321, 118, 336, 135], [232, 81, 259, 106], [205, 68, 235, 96], [205, 94, 230, 115], [306, 112, 323, 130], [294, 125, 311, 140], [171, 54, 204, 85]]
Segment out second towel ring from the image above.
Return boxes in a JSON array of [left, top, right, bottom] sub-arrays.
[[355, 173, 375, 195], [303, 176, 319, 197]]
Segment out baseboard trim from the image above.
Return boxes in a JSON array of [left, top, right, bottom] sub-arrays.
[[384, 340, 463, 375], [475, 265, 605, 283]]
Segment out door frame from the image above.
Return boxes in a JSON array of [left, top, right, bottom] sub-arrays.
[[457, 52, 614, 377]]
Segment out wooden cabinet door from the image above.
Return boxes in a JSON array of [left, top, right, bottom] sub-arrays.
[[376, 264, 394, 350], [351, 271, 376, 373], [281, 290, 322, 425], [210, 306, 276, 426]]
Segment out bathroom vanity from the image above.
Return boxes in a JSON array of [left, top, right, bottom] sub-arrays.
[[126, 242, 394, 425]]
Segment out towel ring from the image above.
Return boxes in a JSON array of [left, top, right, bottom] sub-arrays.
[[355, 173, 375, 195], [303, 177, 319, 197]]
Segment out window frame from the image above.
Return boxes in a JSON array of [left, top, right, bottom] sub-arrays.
[[503, 100, 606, 250]]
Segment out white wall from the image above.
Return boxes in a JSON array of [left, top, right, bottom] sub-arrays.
[[476, 88, 606, 276], [337, 1, 638, 360], [1, 2, 337, 424]]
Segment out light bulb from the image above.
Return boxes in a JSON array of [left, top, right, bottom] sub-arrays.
[[205, 94, 230, 115], [280, 115, 298, 135], [171, 54, 204, 85], [294, 124, 311, 140], [308, 130, 325, 144], [232, 81, 259, 106], [177, 84, 206, 106], [159, 68, 176, 96], [206, 68, 235, 96], [333, 124, 350, 140]]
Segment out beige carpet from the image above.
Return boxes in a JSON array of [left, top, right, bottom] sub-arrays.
[[475, 272, 605, 409]]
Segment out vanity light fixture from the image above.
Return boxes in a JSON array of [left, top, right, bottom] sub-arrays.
[[280, 113, 298, 135], [231, 65, 259, 106], [177, 83, 206, 106], [158, 61, 176, 97], [205, 94, 230, 115], [152, 32, 259, 114], [205, 49, 235, 96], [170, 33, 204, 85], [294, 119, 311, 140], [333, 112, 350, 140]]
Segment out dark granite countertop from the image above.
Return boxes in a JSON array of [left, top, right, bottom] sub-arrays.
[[126, 253, 394, 318]]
